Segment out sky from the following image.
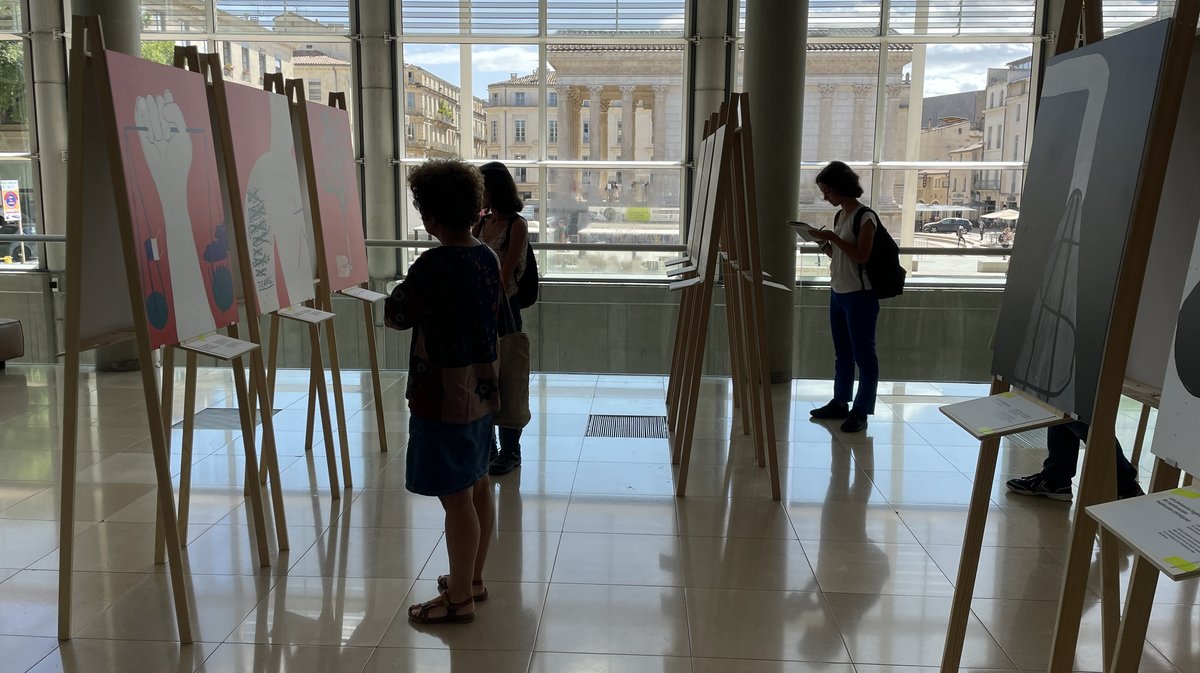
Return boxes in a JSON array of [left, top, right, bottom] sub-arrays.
[[213, 2, 1047, 99], [402, 41, 1037, 100]]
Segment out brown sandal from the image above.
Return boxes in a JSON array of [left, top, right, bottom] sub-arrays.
[[408, 592, 475, 624], [436, 575, 488, 602]]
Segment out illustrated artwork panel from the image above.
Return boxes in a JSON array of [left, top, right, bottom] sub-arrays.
[[222, 84, 316, 315], [1148, 41, 1200, 478], [1126, 37, 1200, 390], [305, 101, 368, 292], [106, 50, 238, 347], [990, 20, 1171, 423]]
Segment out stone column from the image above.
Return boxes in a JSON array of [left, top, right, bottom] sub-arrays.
[[816, 84, 837, 161], [555, 85, 571, 158], [599, 100, 611, 191], [851, 84, 872, 161], [358, 0, 397, 280], [587, 85, 604, 161], [879, 84, 905, 204], [652, 84, 669, 160], [76, 0, 142, 372], [744, 0, 807, 382], [619, 85, 636, 161]]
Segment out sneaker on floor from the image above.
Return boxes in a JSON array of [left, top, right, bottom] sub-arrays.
[[811, 400, 850, 420], [1006, 473, 1072, 501], [1118, 483, 1145, 500], [489, 450, 521, 476], [839, 411, 868, 433]]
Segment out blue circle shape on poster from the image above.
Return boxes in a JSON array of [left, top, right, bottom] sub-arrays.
[[210, 267, 234, 311], [146, 291, 168, 329], [3, 192, 17, 208]]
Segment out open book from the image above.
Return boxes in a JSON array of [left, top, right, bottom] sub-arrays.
[[788, 221, 823, 243]]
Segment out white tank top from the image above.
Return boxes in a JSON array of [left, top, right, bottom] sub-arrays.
[[829, 205, 877, 294]]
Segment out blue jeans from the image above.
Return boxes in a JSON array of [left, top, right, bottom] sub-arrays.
[[1043, 421, 1139, 491], [830, 290, 880, 415]]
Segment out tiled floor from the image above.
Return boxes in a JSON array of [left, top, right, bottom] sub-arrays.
[[0, 365, 1193, 673]]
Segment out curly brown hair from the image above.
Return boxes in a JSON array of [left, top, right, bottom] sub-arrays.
[[408, 159, 484, 231]]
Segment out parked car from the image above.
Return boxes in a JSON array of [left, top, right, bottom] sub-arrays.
[[0, 220, 36, 262], [921, 217, 974, 234]]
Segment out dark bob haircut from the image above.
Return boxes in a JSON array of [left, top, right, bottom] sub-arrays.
[[815, 161, 864, 199], [480, 161, 525, 215], [408, 159, 484, 231]]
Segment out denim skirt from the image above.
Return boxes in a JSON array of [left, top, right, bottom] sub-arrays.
[[405, 413, 493, 497]]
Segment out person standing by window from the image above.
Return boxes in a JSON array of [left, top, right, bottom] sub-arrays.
[[473, 162, 530, 475], [808, 162, 880, 433]]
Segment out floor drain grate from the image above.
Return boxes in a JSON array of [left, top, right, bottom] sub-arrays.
[[585, 415, 669, 439], [177, 408, 283, 431]]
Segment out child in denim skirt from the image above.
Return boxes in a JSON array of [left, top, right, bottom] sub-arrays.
[[385, 159, 502, 624]]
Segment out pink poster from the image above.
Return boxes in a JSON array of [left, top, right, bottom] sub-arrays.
[[305, 101, 368, 292], [106, 50, 238, 348], [222, 84, 316, 316]]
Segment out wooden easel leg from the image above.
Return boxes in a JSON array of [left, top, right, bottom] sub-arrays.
[[1130, 403, 1151, 467], [310, 323, 340, 497], [176, 352, 199, 546], [1048, 435, 1119, 673], [250, 346, 289, 550], [1100, 528, 1121, 673], [232, 352, 272, 566], [665, 286, 690, 424], [940, 432, 1002, 673], [363, 299, 388, 453], [160, 346, 175, 439], [1108, 459, 1181, 673], [940, 380, 1008, 673], [305, 349, 318, 451], [321, 310, 353, 489], [153, 346, 177, 563], [57, 339, 83, 640], [675, 281, 718, 497], [140, 356, 194, 643], [267, 313, 281, 405], [670, 287, 700, 464]]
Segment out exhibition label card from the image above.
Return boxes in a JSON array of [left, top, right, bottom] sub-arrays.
[[278, 305, 335, 324], [339, 286, 387, 303], [940, 390, 1068, 439], [1088, 488, 1200, 580], [179, 332, 258, 360]]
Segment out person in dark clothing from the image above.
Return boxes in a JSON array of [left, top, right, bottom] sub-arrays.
[[1006, 420, 1144, 501]]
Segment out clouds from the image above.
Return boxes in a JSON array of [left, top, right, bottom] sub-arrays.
[[404, 44, 541, 96], [919, 43, 1035, 96]]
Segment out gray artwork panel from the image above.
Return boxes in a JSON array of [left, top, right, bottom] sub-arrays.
[[991, 20, 1171, 423]]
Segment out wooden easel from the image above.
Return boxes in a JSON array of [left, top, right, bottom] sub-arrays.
[[1043, 2, 1198, 671], [937, 0, 1200, 670], [60, 15, 208, 642], [147, 47, 289, 564], [666, 95, 786, 499], [1092, 464, 1198, 673], [717, 93, 786, 499], [275, 80, 389, 490]]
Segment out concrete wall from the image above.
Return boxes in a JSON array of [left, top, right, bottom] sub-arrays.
[[0, 273, 1001, 382]]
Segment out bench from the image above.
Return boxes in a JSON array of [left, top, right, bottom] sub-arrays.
[[0, 318, 24, 367]]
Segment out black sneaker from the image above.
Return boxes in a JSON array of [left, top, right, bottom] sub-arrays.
[[810, 400, 850, 420], [839, 411, 868, 433], [489, 450, 521, 476], [1006, 473, 1072, 501], [1118, 483, 1145, 500]]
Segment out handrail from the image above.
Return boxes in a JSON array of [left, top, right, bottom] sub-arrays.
[[0, 234, 1016, 257]]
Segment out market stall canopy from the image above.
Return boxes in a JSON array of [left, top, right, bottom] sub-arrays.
[[980, 209, 1020, 220]]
